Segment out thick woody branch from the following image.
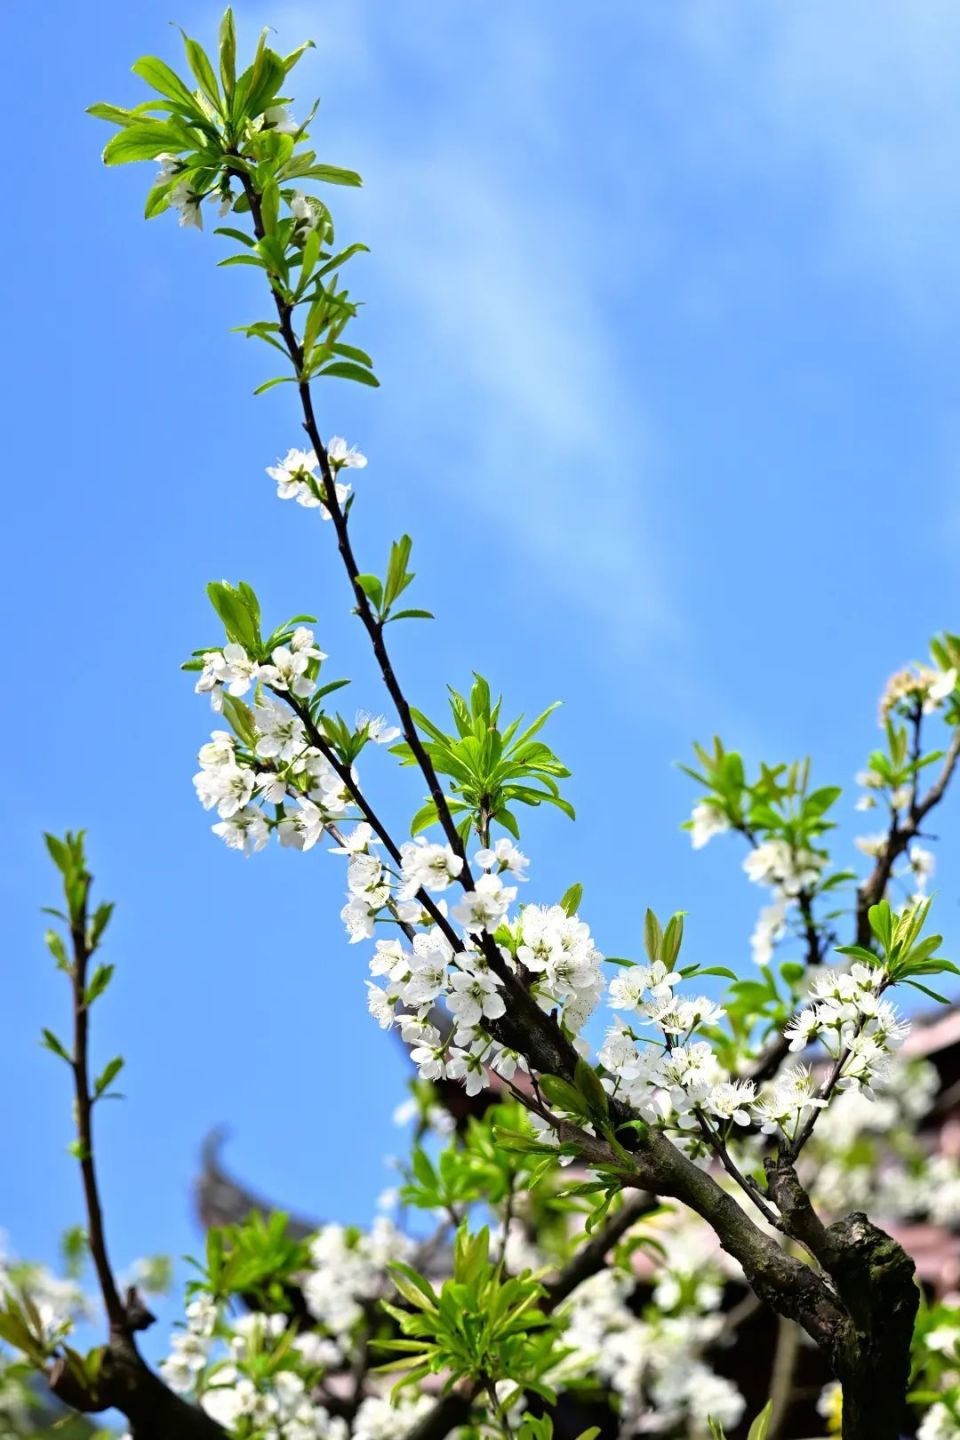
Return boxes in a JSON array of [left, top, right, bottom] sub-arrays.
[[225, 159, 929, 1440]]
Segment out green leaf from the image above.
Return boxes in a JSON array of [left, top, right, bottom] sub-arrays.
[[355, 573, 384, 611], [180, 32, 221, 112], [410, 801, 439, 836], [868, 900, 893, 952], [389, 1262, 439, 1312], [206, 580, 260, 651], [44, 833, 70, 874], [644, 909, 663, 963], [318, 246, 371, 279], [835, 944, 881, 964], [253, 375, 296, 395], [102, 122, 191, 165], [384, 535, 414, 609], [746, 1403, 773, 1440], [661, 912, 685, 967], [241, 47, 286, 120], [144, 182, 174, 219], [282, 39, 316, 75], [131, 55, 199, 110], [539, 1073, 589, 1118], [559, 883, 582, 917], [298, 228, 321, 291], [84, 963, 115, 1007], [903, 979, 952, 1005], [42, 1029, 72, 1064], [45, 929, 69, 970], [87, 101, 144, 126], [318, 360, 380, 386], [298, 162, 363, 187], [219, 9, 237, 98], [94, 1056, 125, 1099], [574, 1057, 609, 1118]]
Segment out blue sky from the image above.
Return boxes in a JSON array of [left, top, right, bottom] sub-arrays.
[[4, 0, 960, 1350]]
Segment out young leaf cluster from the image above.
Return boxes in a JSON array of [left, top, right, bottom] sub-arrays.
[[393, 676, 572, 843], [838, 898, 960, 1005], [89, 10, 377, 393], [379, 1226, 566, 1402]]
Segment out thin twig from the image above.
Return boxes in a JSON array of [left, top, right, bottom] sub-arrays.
[[67, 879, 125, 1334]]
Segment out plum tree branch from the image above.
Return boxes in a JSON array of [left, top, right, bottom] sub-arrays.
[[231, 165, 474, 879], [46, 847, 227, 1440], [66, 874, 125, 1336], [855, 723, 960, 946]]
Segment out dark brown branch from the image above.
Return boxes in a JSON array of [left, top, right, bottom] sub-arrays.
[[225, 157, 928, 1440], [749, 724, 959, 1088], [231, 166, 474, 878], [855, 725, 960, 946], [694, 1110, 783, 1231], [49, 861, 227, 1440], [67, 883, 125, 1334]]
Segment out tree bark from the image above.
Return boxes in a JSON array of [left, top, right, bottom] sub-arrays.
[[828, 1215, 919, 1440], [50, 1331, 227, 1440]]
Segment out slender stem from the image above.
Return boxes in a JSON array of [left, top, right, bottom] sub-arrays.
[[278, 690, 465, 955], [789, 974, 893, 1160], [68, 887, 126, 1334], [230, 164, 473, 880], [750, 721, 959, 1089], [693, 1109, 783, 1231], [855, 725, 960, 945], [908, 705, 924, 823]]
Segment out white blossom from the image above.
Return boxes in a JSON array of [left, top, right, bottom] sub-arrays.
[[399, 838, 464, 898], [328, 436, 367, 470], [689, 801, 730, 849], [475, 838, 529, 880], [212, 806, 269, 855], [452, 872, 516, 932], [447, 964, 506, 1027], [357, 711, 400, 744]]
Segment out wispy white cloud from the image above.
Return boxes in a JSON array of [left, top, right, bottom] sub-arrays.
[[218, 0, 681, 651]]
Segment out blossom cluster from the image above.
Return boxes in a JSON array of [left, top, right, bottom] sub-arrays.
[[302, 1219, 413, 1344], [688, 799, 828, 968], [598, 952, 911, 1142], [266, 439, 366, 518], [742, 839, 825, 967], [195, 626, 326, 714], [599, 964, 744, 1135], [0, 1242, 92, 1350], [783, 964, 909, 1095], [557, 1264, 745, 1435], [193, 702, 351, 859], [156, 1217, 427, 1440], [364, 868, 619, 1097], [879, 663, 957, 720], [366, 924, 524, 1099]]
